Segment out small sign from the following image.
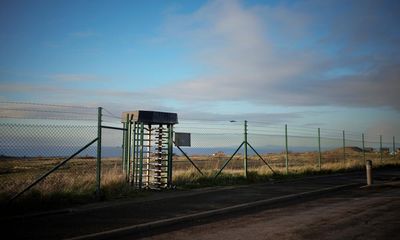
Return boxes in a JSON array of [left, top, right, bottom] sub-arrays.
[[175, 132, 191, 147]]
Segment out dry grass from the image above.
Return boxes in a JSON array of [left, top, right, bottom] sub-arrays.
[[1, 150, 399, 214]]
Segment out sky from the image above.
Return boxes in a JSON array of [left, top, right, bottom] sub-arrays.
[[0, 0, 399, 140]]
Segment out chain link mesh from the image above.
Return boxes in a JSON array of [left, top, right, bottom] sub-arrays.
[[0, 103, 98, 201], [0, 102, 399, 203]]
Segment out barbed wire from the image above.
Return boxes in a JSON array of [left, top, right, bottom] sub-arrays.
[[0, 103, 396, 141], [0, 115, 97, 121], [0, 101, 96, 109], [0, 122, 97, 128], [0, 107, 98, 116], [102, 108, 120, 119]]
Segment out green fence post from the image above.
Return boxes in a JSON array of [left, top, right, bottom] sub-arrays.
[[394, 136, 396, 160], [126, 116, 131, 182], [362, 133, 365, 163], [244, 120, 248, 178], [285, 124, 289, 174], [380, 135, 383, 163], [121, 122, 126, 173], [318, 128, 321, 171], [96, 107, 102, 199], [343, 130, 346, 161]]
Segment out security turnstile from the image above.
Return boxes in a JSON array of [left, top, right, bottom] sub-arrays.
[[121, 111, 178, 190]]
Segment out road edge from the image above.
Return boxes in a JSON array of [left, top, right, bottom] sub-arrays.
[[66, 182, 361, 240]]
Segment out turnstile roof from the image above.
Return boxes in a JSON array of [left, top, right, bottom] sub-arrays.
[[121, 110, 178, 124]]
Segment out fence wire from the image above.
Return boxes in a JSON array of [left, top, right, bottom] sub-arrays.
[[0, 103, 98, 201], [0, 103, 399, 203]]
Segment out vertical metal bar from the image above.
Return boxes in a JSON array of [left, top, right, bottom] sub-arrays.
[[96, 107, 102, 199], [146, 124, 151, 188], [380, 135, 383, 162], [124, 115, 130, 181], [393, 136, 396, 160], [127, 116, 132, 183], [167, 125, 173, 187], [133, 122, 137, 187], [318, 128, 321, 171], [156, 124, 163, 189], [121, 122, 126, 173], [366, 160, 373, 186], [343, 130, 346, 161], [285, 124, 289, 174], [362, 133, 365, 163], [244, 120, 248, 178], [134, 123, 140, 187], [139, 122, 144, 189]]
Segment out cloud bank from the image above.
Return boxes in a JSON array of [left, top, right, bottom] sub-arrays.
[[153, 0, 400, 110]]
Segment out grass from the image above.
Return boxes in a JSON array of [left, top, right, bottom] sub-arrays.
[[173, 153, 400, 188], [1, 151, 399, 216]]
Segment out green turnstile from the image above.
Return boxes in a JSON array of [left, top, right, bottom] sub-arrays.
[[121, 111, 178, 190]]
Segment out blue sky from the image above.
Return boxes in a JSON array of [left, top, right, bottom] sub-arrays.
[[0, 0, 399, 138]]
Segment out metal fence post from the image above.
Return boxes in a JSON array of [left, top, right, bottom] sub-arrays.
[[244, 120, 248, 178], [343, 130, 346, 161], [380, 135, 383, 162], [366, 160, 373, 186], [318, 128, 321, 171], [121, 122, 126, 173], [362, 133, 365, 163], [285, 124, 289, 174], [96, 107, 102, 199]]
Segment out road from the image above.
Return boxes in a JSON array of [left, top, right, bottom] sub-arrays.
[[139, 183, 400, 240], [4, 169, 400, 239]]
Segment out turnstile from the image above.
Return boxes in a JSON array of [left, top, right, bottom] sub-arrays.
[[121, 111, 178, 189]]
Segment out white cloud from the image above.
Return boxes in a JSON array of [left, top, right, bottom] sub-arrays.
[[151, 0, 400, 111]]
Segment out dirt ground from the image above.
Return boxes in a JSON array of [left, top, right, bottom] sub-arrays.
[[141, 183, 400, 240]]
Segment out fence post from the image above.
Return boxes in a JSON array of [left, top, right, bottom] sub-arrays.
[[96, 107, 102, 199], [318, 128, 321, 171], [285, 124, 289, 174], [362, 133, 365, 163], [121, 122, 126, 173], [394, 136, 396, 160], [343, 130, 346, 161], [380, 135, 383, 163], [244, 120, 248, 178], [366, 160, 373, 186]]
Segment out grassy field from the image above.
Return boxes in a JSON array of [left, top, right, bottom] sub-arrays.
[[1, 148, 399, 214]]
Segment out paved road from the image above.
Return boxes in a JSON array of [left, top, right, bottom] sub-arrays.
[[140, 183, 400, 240], [3, 168, 400, 239]]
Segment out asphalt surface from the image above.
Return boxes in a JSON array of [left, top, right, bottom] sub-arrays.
[[141, 182, 400, 240], [2, 168, 400, 240]]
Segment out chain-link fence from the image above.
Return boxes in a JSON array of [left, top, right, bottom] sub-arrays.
[[173, 120, 399, 176], [0, 103, 100, 203], [1, 102, 399, 205]]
